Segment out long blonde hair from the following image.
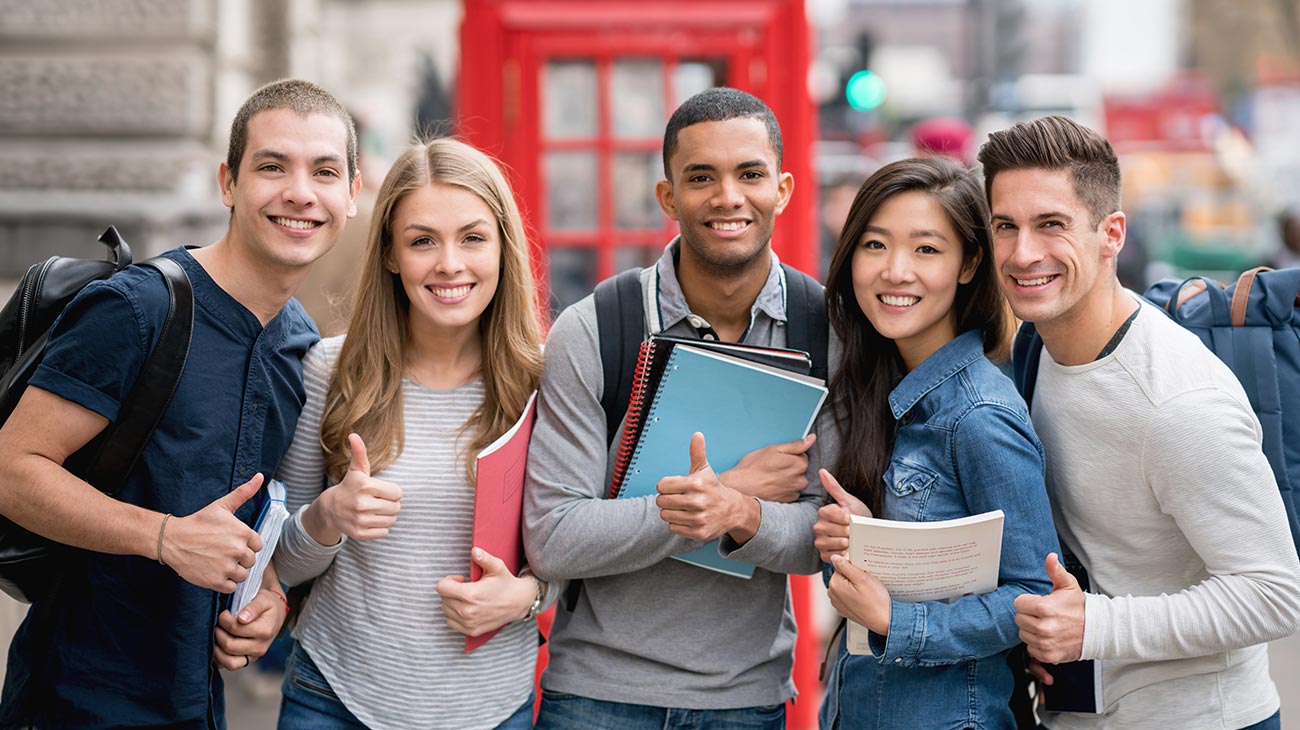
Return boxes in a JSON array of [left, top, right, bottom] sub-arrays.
[[319, 138, 545, 483]]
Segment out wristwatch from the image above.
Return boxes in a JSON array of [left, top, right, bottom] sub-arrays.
[[523, 570, 547, 620]]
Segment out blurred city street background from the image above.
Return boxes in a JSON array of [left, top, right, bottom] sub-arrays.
[[3, 0, 1300, 728]]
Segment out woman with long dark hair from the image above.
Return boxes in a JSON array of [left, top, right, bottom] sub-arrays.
[[813, 156, 1059, 729]]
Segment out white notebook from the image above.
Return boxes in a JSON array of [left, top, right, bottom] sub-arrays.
[[230, 478, 289, 613]]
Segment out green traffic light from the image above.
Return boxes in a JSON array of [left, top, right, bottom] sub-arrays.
[[845, 70, 886, 111]]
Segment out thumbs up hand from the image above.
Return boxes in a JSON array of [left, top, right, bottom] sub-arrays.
[[813, 469, 872, 562], [435, 547, 543, 637], [655, 432, 762, 544], [162, 473, 265, 593], [1013, 552, 1087, 664], [303, 433, 403, 546]]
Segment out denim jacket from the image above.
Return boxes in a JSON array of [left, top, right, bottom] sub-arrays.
[[821, 330, 1059, 730]]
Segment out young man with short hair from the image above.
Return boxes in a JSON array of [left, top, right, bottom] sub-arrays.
[[0, 78, 361, 729], [524, 87, 836, 729], [981, 115, 1300, 730]]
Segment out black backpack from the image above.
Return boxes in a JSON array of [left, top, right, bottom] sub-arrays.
[[0, 227, 194, 603], [595, 264, 830, 447]]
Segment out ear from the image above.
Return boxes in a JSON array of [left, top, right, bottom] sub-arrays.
[[218, 162, 235, 208], [772, 172, 795, 216], [958, 245, 983, 285], [1099, 211, 1126, 260], [347, 172, 362, 219], [655, 179, 679, 222]]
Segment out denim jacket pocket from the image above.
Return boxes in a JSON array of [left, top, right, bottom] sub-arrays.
[[883, 459, 938, 521]]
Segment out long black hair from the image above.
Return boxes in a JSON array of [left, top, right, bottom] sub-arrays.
[[824, 156, 1010, 515]]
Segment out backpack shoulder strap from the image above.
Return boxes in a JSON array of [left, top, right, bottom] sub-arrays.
[[595, 267, 646, 448], [84, 257, 194, 493], [780, 263, 829, 381], [1011, 321, 1042, 409]]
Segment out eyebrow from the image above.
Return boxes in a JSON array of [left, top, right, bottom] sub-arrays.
[[249, 150, 345, 168], [680, 159, 768, 175], [402, 219, 492, 235], [864, 225, 950, 241], [991, 211, 1074, 224]]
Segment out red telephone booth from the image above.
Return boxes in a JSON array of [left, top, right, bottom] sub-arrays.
[[458, 1, 822, 726]]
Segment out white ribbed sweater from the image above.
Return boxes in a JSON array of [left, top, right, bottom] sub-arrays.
[[1034, 298, 1300, 730]]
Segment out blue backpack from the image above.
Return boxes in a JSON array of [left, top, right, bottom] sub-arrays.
[[1012, 267, 1300, 558], [1143, 267, 1300, 556]]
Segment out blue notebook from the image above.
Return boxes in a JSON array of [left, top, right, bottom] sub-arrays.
[[615, 344, 827, 577]]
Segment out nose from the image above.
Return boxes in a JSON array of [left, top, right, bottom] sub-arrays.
[[881, 248, 915, 284], [710, 178, 744, 209], [1003, 228, 1046, 271], [434, 243, 465, 275], [282, 170, 317, 208]]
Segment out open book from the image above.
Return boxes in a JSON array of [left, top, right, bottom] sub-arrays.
[[230, 478, 289, 614], [845, 510, 1003, 655], [465, 390, 538, 652]]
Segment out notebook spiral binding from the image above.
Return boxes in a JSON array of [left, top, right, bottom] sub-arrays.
[[608, 339, 660, 498]]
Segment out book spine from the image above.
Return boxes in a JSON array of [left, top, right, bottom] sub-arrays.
[[614, 346, 680, 498], [608, 339, 658, 498]]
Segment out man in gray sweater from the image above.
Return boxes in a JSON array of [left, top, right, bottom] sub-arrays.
[[523, 87, 835, 729], [985, 115, 1300, 730]]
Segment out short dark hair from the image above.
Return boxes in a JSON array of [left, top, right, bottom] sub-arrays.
[[977, 115, 1120, 227], [662, 87, 782, 179], [226, 78, 358, 184]]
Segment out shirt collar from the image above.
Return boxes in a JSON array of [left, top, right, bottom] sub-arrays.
[[652, 236, 788, 333], [888, 329, 986, 419]]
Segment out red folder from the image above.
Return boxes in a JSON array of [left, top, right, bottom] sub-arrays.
[[465, 390, 538, 652]]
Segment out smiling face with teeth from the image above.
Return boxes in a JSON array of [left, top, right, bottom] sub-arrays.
[[387, 182, 501, 342], [219, 108, 360, 273], [851, 190, 980, 371], [989, 168, 1125, 333], [655, 117, 793, 276]]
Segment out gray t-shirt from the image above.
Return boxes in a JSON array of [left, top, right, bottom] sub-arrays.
[[523, 241, 839, 709]]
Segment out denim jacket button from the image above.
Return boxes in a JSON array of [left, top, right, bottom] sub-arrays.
[[893, 658, 901, 663]]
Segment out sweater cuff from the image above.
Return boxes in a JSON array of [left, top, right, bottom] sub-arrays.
[[718, 499, 776, 561], [1080, 592, 1108, 660], [275, 504, 346, 586]]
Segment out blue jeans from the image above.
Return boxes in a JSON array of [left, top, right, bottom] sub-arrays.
[[1240, 710, 1281, 730], [534, 691, 786, 730], [278, 642, 533, 730], [1038, 712, 1279, 730]]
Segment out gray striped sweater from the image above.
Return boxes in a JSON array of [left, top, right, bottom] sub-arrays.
[[275, 335, 536, 730]]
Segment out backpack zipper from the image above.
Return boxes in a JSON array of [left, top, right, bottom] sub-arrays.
[[16, 258, 55, 361]]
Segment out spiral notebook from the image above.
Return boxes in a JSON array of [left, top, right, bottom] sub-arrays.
[[610, 341, 827, 577]]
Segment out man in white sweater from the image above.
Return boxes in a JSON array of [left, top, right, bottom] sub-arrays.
[[979, 114, 1300, 730]]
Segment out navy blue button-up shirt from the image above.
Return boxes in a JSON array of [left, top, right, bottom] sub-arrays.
[[2, 247, 317, 729]]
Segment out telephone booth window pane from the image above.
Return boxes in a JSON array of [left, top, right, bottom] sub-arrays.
[[613, 152, 663, 230], [611, 60, 664, 138], [675, 61, 723, 105], [547, 246, 598, 313], [614, 245, 664, 273], [545, 151, 598, 230], [544, 61, 598, 138]]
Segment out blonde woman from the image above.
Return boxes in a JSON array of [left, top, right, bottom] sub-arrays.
[[273, 138, 548, 730]]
